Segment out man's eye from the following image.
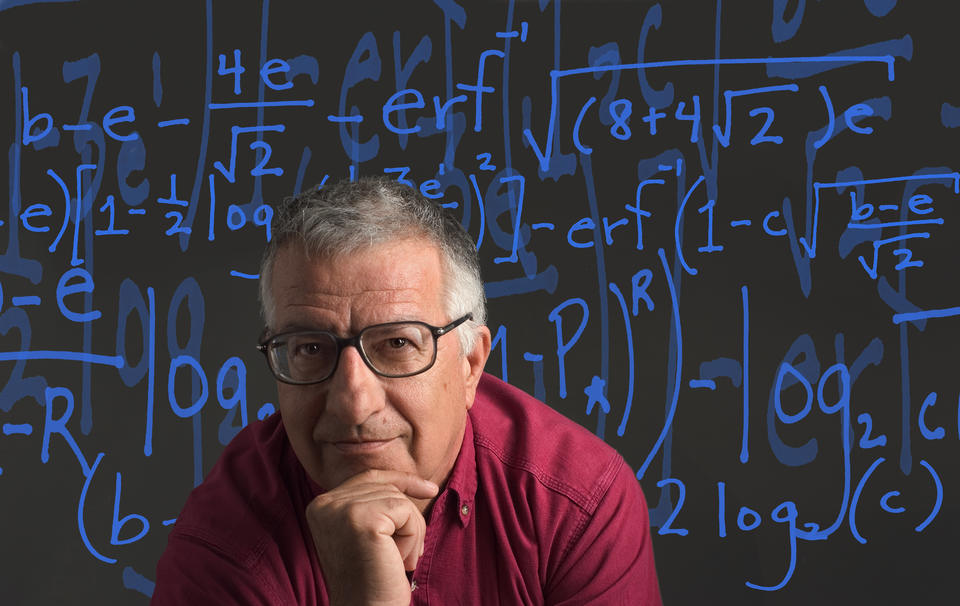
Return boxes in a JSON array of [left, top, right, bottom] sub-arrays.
[[294, 342, 324, 356], [387, 337, 409, 349]]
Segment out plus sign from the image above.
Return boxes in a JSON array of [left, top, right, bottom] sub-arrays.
[[642, 105, 667, 135]]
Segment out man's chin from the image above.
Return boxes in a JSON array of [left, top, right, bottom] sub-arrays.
[[313, 441, 412, 488]]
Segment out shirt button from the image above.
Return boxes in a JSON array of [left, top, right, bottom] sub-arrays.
[[461, 504, 470, 516]]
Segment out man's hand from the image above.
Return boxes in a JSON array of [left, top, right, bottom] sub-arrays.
[[306, 469, 440, 606]]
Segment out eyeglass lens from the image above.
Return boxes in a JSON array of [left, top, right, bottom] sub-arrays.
[[273, 322, 436, 382]]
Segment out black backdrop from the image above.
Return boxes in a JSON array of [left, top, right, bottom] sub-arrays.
[[1, 0, 958, 604]]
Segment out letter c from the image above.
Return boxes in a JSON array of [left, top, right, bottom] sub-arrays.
[[763, 210, 787, 236], [880, 491, 906, 514]]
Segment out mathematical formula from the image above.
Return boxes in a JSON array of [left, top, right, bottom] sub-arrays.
[[1, 1, 958, 603]]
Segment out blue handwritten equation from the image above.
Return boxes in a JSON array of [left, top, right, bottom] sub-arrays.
[[1, 1, 958, 603]]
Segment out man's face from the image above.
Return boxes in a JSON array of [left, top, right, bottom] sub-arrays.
[[269, 238, 490, 492]]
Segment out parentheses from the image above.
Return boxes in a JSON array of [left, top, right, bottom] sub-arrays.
[[674, 175, 705, 276], [572, 96, 596, 155], [812, 85, 835, 150], [77, 452, 117, 564], [608, 281, 635, 437], [636, 248, 683, 480], [848, 456, 884, 545], [915, 460, 942, 532], [477, 176, 486, 251], [47, 168, 72, 253], [468, 173, 485, 251]]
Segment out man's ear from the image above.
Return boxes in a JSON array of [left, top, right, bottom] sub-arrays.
[[462, 326, 491, 410]]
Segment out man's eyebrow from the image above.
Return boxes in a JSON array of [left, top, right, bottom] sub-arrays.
[[262, 323, 334, 339]]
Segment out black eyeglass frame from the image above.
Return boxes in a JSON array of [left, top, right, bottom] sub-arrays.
[[257, 313, 473, 385]]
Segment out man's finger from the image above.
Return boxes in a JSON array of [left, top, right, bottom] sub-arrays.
[[390, 506, 425, 572], [342, 469, 440, 499]]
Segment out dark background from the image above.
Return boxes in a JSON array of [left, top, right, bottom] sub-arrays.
[[1, 0, 958, 603]]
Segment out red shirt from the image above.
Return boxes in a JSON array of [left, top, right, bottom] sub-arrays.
[[153, 373, 662, 605]]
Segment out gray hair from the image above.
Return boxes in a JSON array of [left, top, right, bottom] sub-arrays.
[[259, 176, 487, 353]]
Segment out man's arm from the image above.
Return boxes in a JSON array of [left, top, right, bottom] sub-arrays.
[[152, 528, 290, 605], [545, 458, 663, 605], [152, 469, 437, 606]]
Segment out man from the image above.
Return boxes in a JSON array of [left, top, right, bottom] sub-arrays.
[[153, 177, 662, 604]]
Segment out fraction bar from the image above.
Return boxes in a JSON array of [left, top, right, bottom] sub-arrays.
[[893, 306, 960, 324], [0, 351, 124, 367], [210, 100, 314, 109]]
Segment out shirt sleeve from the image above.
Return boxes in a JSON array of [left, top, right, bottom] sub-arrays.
[[544, 458, 663, 606], [151, 528, 293, 606]]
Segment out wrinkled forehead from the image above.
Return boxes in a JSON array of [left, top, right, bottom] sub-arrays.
[[271, 237, 448, 304], [263, 235, 452, 327]]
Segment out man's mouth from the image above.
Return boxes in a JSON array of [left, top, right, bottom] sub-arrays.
[[330, 438, 395, 454]]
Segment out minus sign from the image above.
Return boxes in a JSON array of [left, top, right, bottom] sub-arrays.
[[877, 205, 898, 211], [327, 115, 363, 123], [162, 518, 177, 526], [2, 423, 33, 436], [230, 270, 259, 280], [440, 202, 459, 209], [63, 124, 93, 131], [531, 223, 555, 230], [158, 118, 190, 127], [128, 209, 146, 215], [658, 164, 673, 172], [730, 220, 752, 227], [689, 379, 716, 390], [11, 296, 41, 306]]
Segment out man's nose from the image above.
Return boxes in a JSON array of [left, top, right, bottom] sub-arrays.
[[323, 344, 386, 425]]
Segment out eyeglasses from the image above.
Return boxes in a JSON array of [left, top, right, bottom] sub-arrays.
[[257, 314, 472, 385]]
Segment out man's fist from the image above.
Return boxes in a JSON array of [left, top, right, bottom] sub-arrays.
[[306, 469, 440, 606]]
